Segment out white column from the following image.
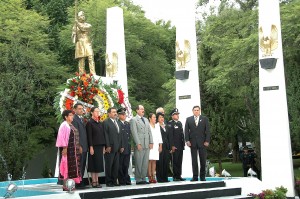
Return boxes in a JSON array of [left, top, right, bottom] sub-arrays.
[[105, 7, 129, 97], [175, 0, 200, 178], [259, 0, 295, 197]]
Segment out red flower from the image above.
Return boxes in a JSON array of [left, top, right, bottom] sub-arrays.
[[65, 98, 74, 110], [117, 89, 124, 104], [70, 91, 75, 96], [83, 81, 89, 87]]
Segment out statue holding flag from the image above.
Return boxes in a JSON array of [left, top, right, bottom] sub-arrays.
[[72, 10, 96, 75]]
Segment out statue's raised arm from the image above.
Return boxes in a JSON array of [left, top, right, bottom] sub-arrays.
[[72, 11, 96, 75]]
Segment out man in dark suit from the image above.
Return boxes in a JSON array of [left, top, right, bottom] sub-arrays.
[[168, 108, 185, 181], [72, 103, 88, 188], [185, 105, 210, 181], [117, 108, 132, 185], [103, 107, 124, 187]]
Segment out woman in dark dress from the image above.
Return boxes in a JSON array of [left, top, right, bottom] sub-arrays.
[[86, 107, 106, 188], [156, 112, 171, 183]]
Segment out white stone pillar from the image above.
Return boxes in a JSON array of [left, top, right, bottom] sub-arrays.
[[258, 0, 295, 196], [175, 0, 200, 178], [105, 7, 129, 97], [106, 6, 132, 175]]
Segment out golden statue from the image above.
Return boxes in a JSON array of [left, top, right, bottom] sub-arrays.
[[176, 40, 191, 69], [259, 24, 278, 57], [105, 52, 118, 77], [72, 11, 96, 75]]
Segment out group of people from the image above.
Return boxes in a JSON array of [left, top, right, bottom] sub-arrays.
[[55, 103, 211, 190]]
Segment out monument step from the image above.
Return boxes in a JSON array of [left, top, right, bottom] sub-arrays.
[[79, 181, 228, 199], [207, 195, 253, 199], [107, 187, 242, 199]]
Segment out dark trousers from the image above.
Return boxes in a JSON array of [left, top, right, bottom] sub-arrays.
[[104, 152, 120, 184], [191, 147, 207, 180], [172, 149, 183, 179], [118, 153, 131, 184], [243, 165, 250, 177], [80, 152, 87, 184], [156, 149, 170, 182]]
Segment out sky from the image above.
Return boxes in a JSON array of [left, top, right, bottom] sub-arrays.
[[131, 0, 178, 22], [131, 0, 221, 23]]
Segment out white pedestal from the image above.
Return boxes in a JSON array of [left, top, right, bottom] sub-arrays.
[[259, 0, 295, 197], [106, 7, 129, 97], [175, 0, 200, 178]]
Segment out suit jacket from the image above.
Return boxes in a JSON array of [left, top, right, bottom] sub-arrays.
[[86, 118, 106, 147], [184, 115, 210, 149], [167, 120, 185, 150], [160, 126, 171, 150], [130, 115, 153, 149], [119, 120, 131, 155], [72, 114, 88, 152], [103, 118, 123, 153]]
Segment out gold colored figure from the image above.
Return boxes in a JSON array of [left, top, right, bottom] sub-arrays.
[[105, 52, 118, 77], [259, 24, 278, 57], [176, 40, 191, 69], [72, 11, 96, 75]]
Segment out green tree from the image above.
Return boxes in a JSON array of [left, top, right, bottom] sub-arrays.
[[0, 0, 67, 180], [198, 0, 300, 172], [197, 3, 259, 166], [281, 0, 300, 153]]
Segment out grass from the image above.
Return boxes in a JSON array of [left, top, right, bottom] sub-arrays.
[[293, 159, 300, 179], [210, 159, 300, 179], [211, 162, 244, 177]]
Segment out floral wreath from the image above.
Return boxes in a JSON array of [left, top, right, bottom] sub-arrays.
[[54, 73, 132, 123]]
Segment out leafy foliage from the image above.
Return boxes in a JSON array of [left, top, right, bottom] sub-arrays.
[[198, 3, 259, 165], [198, 0, 300, 172], [0, 0, 67, 180]]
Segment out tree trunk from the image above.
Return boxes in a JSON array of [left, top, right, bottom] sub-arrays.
[[218, 158, 223, 174]]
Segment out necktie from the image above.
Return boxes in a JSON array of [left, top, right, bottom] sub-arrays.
[[195, 116, 198, 126], [114, 120, 119, 133], [141, 117, 145, 124], [79, 116, 83, 123]]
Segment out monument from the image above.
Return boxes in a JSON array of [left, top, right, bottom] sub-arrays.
[[72, 11, 96, 75], [174, 0, 201, 178], [105, 7, 129, 98], [258, 0, 295, 197]]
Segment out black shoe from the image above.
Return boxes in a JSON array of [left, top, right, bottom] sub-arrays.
[[106, 183, 114, 187], [200, 178, 206, 181], [173, 178, 180, 181], [179, 177, 186, 181], [126, 182, 132, 185], [114, 183, 121, 186], [92, 182, 101, 188], [190, 178, 198, 181]]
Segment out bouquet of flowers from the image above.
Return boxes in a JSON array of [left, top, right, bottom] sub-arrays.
[[248, 186, 287, 199], [54, 73, 131, 122]]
